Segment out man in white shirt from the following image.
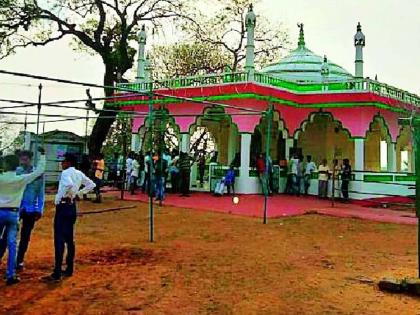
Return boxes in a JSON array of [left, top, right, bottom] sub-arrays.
[[43, 153, 95, 282], [304, 155, 316, 195], [125, 152, 134, 190], [0, 148, 46, 285], [130, 154, 140, 195]]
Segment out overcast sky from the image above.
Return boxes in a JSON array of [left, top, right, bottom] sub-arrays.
[[1, 0, 419, 136]]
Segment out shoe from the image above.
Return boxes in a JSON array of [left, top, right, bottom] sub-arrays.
[[16, 263, 24, 272], [62, 269, 73, 278], [6, 276, 20, 286], [41, 272, 61, 282]]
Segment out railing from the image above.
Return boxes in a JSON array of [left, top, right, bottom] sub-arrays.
[[117, 71, 420, 107], [118, 72, 249, 93]]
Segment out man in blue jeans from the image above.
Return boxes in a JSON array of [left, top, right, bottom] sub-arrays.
[[0, 148, 46, 285], [42, 153, 95, 282], [0, 150, 45, 271]]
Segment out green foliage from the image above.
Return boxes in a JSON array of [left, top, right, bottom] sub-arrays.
[[101, 114, 131, 159]]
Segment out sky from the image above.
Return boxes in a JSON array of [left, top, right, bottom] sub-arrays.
[[0, 0, 419, 137]]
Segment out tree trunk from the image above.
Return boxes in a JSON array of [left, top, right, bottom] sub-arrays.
[[88, 64, 117, 157]]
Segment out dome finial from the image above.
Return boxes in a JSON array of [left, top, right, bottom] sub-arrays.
[[297, 23, 305, 48]]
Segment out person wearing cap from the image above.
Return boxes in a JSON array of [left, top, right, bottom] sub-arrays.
[[43, 153, 95, 282], [0, 148, 46, 285]]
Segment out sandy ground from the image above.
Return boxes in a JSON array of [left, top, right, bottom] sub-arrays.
[[0, 195, 419, 315]]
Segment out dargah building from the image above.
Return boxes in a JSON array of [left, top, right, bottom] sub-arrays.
[[109, 5, 418, 199]]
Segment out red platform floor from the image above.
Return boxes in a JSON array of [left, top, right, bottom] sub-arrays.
[[116, 191, 417, 225]]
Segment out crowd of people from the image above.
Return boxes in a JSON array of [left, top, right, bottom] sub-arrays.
[[119, 150, 196, 201], [252, 152, 352, 201], [283, 155, 352, 201], [0, 149, 96, 285]]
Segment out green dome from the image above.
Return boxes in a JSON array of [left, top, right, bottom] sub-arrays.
[[261, 24, 353, 83]]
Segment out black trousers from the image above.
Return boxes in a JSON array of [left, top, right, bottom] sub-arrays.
[[17, 211, 38, 265], [226, 183, 235, 195], [341, 180, 350, 200], [180, 170, 190, 196], [0, 211, 38, 263], [54, 203, 77, 276], [198, 167, 205, 185], [170, 172, 179, 193]]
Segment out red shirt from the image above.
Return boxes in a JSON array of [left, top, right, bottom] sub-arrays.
[[256, 158, 265, 174]]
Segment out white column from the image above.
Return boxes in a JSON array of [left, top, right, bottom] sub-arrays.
[[237, 133, 253, 193], [387, 142, 397, 172], [240, 134, 251, 174], [285, 139, 294, 160], [131, 133, 140, 152], [354, 138, 365, 180], [180, 133, 190, 153]]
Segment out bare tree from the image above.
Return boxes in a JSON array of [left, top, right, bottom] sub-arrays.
[[181, 0, 290, 72], [0, 0, 189, 156]]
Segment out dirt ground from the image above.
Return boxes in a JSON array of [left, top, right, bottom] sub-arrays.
[[1, 195, 419, 315]]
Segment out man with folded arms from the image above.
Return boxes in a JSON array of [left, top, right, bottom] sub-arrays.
[[43, 153, 95, 282], [0, 148, 46, 285]]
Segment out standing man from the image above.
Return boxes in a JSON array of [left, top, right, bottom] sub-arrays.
[[0, 148, 46, 285], [154, 151, 168, 202], [0, 150, 45, 272], [304, 155, 316, 195], [93, 153, 105, 203], [125, 151, 134, 190], [43, 153, 95, 282], [318, 158, 330, 199], [341, 158, 352, 202], [130, 154, 140, 195], [256, 153, 267, 196]]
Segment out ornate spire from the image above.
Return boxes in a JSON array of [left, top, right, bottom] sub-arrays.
[[321, 55, 329, 77], [354, 22, 365, 47], [245, 3, 256, 28], [298, 23, 305, 48], [138, 24, 147, 44]]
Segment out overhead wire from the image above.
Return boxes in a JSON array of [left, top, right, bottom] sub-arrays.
[[0, 69, 265, 114]]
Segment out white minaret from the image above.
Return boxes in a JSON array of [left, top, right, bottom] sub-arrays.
[[245, 4, 256, 80], [354, 22, 365, 78], [136, 25, 147, 82]]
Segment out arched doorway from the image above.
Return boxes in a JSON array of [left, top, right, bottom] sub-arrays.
[[139, 108, 180, 153], [189, 107, 240, 165], [295, 112, 354, 167], [364, 116, 391, 172], [189, 107, 240, 190], [396, 125, 414, 172], [250, 111, 287, 167]]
